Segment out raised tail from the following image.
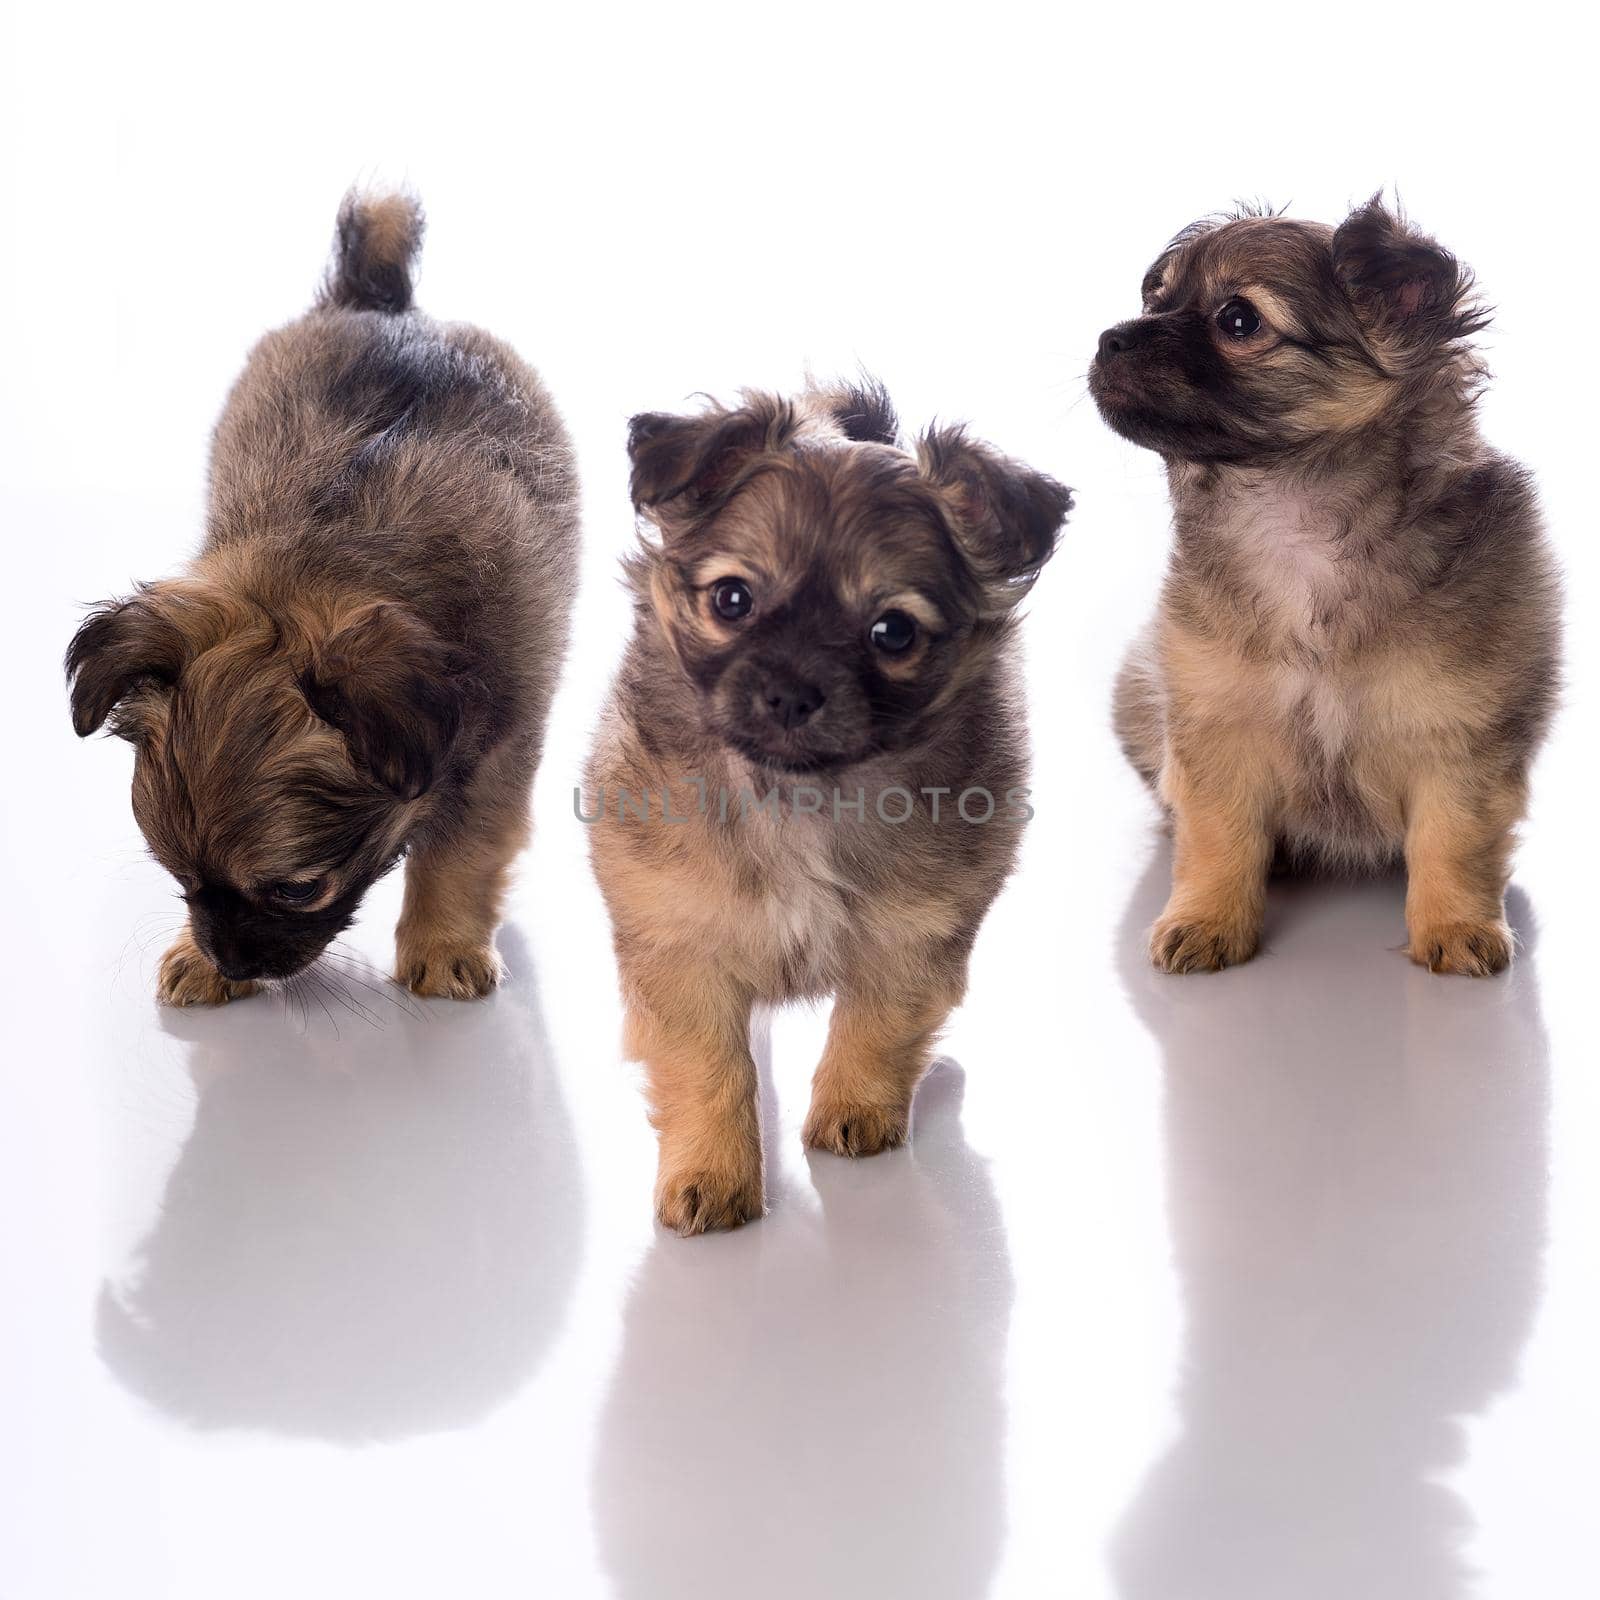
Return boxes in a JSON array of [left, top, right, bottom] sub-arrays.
[[320, 189, 424, 314]]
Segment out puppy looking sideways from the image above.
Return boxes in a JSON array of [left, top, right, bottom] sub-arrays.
[[1091, 197, 1559, 976], [587, 382, 1070, 1233], [67, 193, 579, 1003]]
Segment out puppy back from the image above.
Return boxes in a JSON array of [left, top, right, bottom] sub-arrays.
[[320, 189, 424, 314]]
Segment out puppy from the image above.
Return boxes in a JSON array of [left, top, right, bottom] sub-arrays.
[[67, 192, 579, 1003], [586, 381, 1070, 1233], [1090, 197, 1559, 976]]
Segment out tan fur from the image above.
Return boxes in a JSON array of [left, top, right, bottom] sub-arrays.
[[394, 743, 533, 998], [1148, 706, 1274, 973], [358, 194, 417, 267], [1402, 767, 1521, 975], [591, 754, 982, 1230], [1126, 604, 1543, 975], [803, 982, 960, 1156]]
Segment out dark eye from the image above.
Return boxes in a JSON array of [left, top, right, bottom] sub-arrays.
[[711, 578, 754, 621], [870, 611, 917, 654], [1217, 298, 1262, 339], [269, 879, 322, 906]]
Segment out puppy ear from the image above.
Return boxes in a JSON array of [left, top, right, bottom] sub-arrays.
[[816, 375, 900, 445], [65, 585, 193, 736], [917, 426, 1072, 612], [300, 603, 468, 800], [627, 394, 796, 533], [1332, 195, 1488, 360]]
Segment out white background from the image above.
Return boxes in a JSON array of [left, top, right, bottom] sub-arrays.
[[2, 4, 1596, 1597]]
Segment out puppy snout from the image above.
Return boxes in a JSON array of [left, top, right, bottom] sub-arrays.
[[1097, 320, 1146, 360], [762, 674, 825, 730], [194, 927, 261, 982]]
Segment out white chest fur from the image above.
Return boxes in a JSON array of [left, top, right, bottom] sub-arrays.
[[1272, 660, 1361, 762], [735, 799, 854, 986], [1225, 484, 1349, 640]]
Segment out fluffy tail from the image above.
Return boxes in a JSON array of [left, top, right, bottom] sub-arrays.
[[320, 189, 424, 314]]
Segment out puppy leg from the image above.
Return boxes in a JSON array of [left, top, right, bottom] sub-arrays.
[[1404, 768, 1521, 976], [395, 776, 528, 1000], [1150, 737, 1273, 973], [627, 964, 763, 1236], [157, 923, 260, 1007], [803, 982, 953, 1157]]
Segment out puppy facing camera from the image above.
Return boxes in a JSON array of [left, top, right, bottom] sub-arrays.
[[1091, 196, 1559, 976], [587, 380, 1071, 1233], [67, 191, 579, 1004]]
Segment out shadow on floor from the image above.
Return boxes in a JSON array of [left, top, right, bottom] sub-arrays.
[[1112, 854, 1550, 1600], [592, 1057, 1013, 1600], [96, 924, 584, 1443]]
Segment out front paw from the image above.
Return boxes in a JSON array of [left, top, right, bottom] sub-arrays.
[[654, 1151, 764, 1237], [157, 939, 260, 1007], [802, 1098, 910, 1157], [1149, 908, 1260, 974], [1408, 918, 1513, 977], [395, 939, 504, 1000]]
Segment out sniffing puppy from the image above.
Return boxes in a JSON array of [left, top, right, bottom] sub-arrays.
[[586, 382, 1070, 1233], [67, 192, 579, 1004], [1090, 197, 1559, 976]]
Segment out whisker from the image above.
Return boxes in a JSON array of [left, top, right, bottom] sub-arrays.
[[279, 973, 310, 1035], [1058, 380, 1096, 419], [311, 965, 385, 1029], [319, 948, 398, 985], [327, 981, 382, 1029], [292, 970, 339, 1038], [321, 945, 426, 1021], [113, 913, 184, 996]]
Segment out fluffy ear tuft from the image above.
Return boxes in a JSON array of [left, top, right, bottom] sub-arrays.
[[300, 603, 468, 800], [917, 426, 1072, 612], [627, 394, 798, 533], [1332, 195, 1489, 359], [65, 585, 193, 737], [817, 375, 900, 445]]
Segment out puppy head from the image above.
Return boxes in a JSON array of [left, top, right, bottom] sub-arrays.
[[67, 583, 468, 982], [1089, 196, 1488, 465], [626, 382, 1070, 773]]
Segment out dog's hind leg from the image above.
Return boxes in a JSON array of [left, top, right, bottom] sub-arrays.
[[1112, 624, 1166, 791]]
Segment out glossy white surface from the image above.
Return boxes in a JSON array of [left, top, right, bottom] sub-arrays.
[[3, 6, 1597, 1596]]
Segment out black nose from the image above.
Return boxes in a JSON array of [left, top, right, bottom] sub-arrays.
[[200, 938, 262, 982], [1097, 320, 1145, 360], [762, 675, 825, 730], [194, 918, 266, 982]]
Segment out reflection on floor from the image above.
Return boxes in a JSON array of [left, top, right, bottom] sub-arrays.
[[11, 844, 1571, 1600], [594, 1060, 1013, 1600], [98, 927, 585, 1442], [1112, 864, 1548, 1600]]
